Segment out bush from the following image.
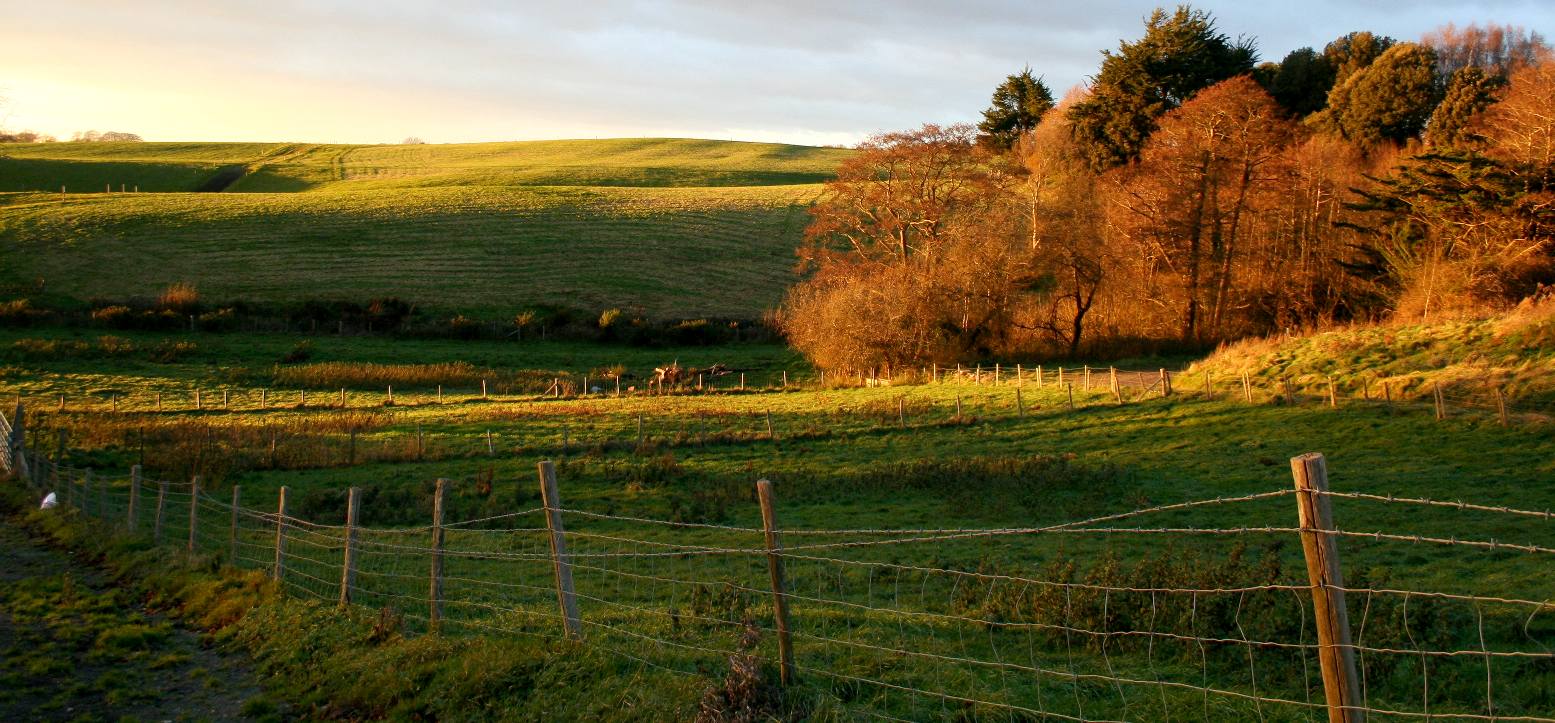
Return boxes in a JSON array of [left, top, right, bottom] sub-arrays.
[[0, 299, 43, 327], [158, 282, 200, 314]]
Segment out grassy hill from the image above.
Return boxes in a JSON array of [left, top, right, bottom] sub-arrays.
[[0, 139, 849, 317]]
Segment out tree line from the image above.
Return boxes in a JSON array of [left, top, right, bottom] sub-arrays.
[[781, 8, 1553, 373]]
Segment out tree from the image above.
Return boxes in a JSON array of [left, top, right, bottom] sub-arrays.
[[1422, 22, 1549, 79], [1316, 42, 1441, 146], [1067, 6, 1255, 171], [1259, 48, 1335, 117], [1425, 66, 1503, 148], [1017, 98, 1106, 356], [782, 125, 1038, 371], [978, 68, 1055, 150], [1323, 31, 1395, 87], [1108, 75, 1295, 342], [1476, 58, 1555, 179]]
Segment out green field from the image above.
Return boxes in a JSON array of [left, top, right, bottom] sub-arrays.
[[0, 138, 849, 317], [5, 321, 1553, 720]]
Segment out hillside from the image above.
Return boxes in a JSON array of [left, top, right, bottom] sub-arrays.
[[0, 138, 851, 193], [0, 139, 849, 317], [1190, 297, 1555, 409]]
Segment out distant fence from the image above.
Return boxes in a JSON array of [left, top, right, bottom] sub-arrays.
[[5, 403, 1554, 720]]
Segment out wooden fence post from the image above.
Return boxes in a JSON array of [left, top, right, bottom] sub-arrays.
[[1036, 365, 1043, 387], [229, 485, 241, 565], [1158, 369, 1169, 398], [339, 486, 361, 607], [954, 394, 963, 420], [154, 481, 168, 544], [1083, 365, 1090, 391], [1016, 387, 1025, 417], [1433, 382, 1446, 421], [1242, 371, 1253, 404], [1066, 382, 1075, 411], [756, 479, 796, 685], [128, 465, 141, 531], [897, 397, 906, 427], [1291, 453, 1362, 723], [1327, 377, 1338, 409], [273, 486, 289, 582], [188, 476, 201, 554], [538, 461, 582, 640], [1283, 378, 1295, 405], [430, 480, 447, 631], [766, 410, 775, 440], [1495, 387, 1509, 427]]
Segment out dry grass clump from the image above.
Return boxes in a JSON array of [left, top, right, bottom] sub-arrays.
[[274, 361, 486, 389], [158, 282, 200, 313]]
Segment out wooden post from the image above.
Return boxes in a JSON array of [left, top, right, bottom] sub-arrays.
[[740, 373, 745, 391], [1495, 388, 1509, 427], [1016, 387, 1025, 418], [1433, 382, 1446, 421], [1383, 382, 1393, 407], [482, 379, 488, 398], [157, 392, 162, 412], [1036, 365, 1043, 387], [222, 390, 229, 408], [766, 410, 775, 439], [188, 476, 200, 554], [387, 386, 393, 405], [339, 388, 346, 408], [1016, 364, 1022, 387], [260, 388, 267, 409], [1066, 382, 1075, 411], [436, 385, 443, 403], [273, 486, 289, 582], [782, 370, 788, 388], [195, 389, 202, 410], [486, 430, 494, 455], [583, 376, 589, 396], [538, 461, 582, 640], [897, 397, 906, 427], [429, 479, 447, 631], [1083, 365, 1090, 391], [954, 394, 962, 420], [1057, 366, 1063, 386], [615, 376, 621, 398], [1158, 369, 1168, 398], [300, 389, 306, 407], [128, 465, 141, 531], [756, 479, 795, 686], [995, 363, 1001, 385], [1283, 378, 1295, 405], [154, 481, 168, 544], [1290, 453, 1362, 723], [1327, 377, 1338, 409], [229, 485, 241, 565], [336, 486, 360, 606], [1242, 372, 1253, 404]]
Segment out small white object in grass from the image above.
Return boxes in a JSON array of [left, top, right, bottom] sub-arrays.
[[40, 492, 57, 509]]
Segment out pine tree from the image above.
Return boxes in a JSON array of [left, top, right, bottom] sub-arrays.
[[1317, 42, 1442, 146], [978, 68, 1055, 150], [1425, 66, 1503, 148], [1066, 6, 1255, 171]]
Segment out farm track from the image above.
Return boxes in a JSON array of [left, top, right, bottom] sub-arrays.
[[0, 517, 270, 721]]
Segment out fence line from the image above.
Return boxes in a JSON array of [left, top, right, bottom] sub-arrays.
[[4, 408, 1553, 721]]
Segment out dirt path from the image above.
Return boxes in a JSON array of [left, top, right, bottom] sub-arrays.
[[0, 520, 276, 721]]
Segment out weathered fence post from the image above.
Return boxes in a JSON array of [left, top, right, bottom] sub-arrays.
[[1016, 387, 1025, 417], [229, 485, 241, 565], [636, 414, 645, 448], [766, 410, 775, 439], [538, 461, 582, 640], [273, 486, 289, 582], [482, 378, 488, 398], [1066, 382, 1075, 411], [897, 397, 906, 427], [154, 481, 168, 544], [756, 479, 796, 686], [260, 389, 267, 409], [1495, 387, 1509, 427], [430, 479, 447, 630], [1036, 365, 1043, 387], [1327, 376, 1338, 409], [1242, 371, 1253, 404], [188, 476, 201, 554], [1291, 453, 1362, 723], [1433, 382, 1446, 421], [339, 486, 361, 607], [1282, 378, 1296, 405], [954, 394, 963, 420], [128, 465, 141, 531], [486, 430, 494, 455], [1158, 369, 1169, 398], [1083, 365, 1090, 391]]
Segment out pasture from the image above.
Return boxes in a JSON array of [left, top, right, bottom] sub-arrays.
[[6, 322, 1554, 720]]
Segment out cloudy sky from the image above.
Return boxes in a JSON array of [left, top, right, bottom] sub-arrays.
[[2, 1, 1551, 146]]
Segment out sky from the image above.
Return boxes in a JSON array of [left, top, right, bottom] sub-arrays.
[[1, 1, 1552, 147]]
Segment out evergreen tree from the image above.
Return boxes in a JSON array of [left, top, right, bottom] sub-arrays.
[[1066, 6, 1255, 171], [978, 68, 1055, 150], [1318, 42, 1442, 146], [1323, 31, 1395, 87], [1425, 66, 1503, 147], [1261, 47, 1335, 117]]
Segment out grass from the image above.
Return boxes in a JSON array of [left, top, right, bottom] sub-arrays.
[[6, 316, 1555, 719], [0, 137, 851, 318]]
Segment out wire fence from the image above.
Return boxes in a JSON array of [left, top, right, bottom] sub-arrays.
[[4, 411, 1554, 720]]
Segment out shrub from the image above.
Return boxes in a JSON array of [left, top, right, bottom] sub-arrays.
[[0, 299, 42, 327], [158, 282, 200, 314], [90, 305, 135, 328], [148, 340, 198, 363]]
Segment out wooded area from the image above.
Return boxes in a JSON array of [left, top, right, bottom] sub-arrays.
[[782, 10, 1554, 374]]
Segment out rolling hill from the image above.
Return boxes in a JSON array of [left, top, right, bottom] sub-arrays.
[[0, 139, 849, 317]]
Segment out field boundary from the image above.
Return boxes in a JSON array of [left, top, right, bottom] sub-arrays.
[[5, 402, 1553, 720]]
